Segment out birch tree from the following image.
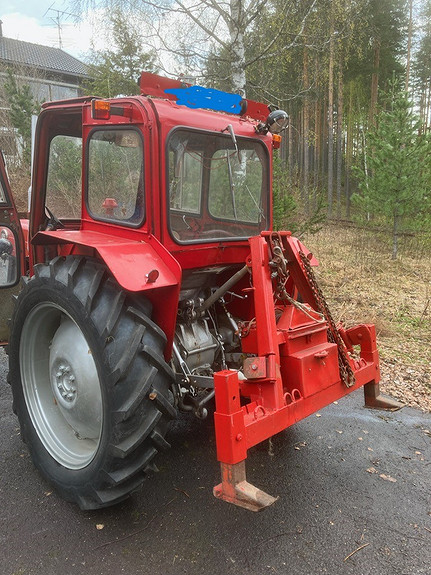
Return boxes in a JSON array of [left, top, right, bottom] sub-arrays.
[[73, 0, 317, 95]]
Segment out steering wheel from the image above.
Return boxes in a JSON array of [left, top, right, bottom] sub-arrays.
[[45, 206, 65, 231]]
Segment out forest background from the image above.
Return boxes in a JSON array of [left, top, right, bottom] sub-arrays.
[[70, 0, 431, 246], [2, 0, 431, 408]]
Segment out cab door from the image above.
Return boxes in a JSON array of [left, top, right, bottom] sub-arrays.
[[0, 151, 25, 344]]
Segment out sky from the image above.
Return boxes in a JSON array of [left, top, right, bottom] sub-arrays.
[[0, 1, 103, 61]]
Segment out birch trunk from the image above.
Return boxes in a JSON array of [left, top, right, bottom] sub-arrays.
[[229, 0, 246, 95]]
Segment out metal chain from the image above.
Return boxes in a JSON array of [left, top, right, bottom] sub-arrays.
[[268, 235, 291, 303], [298, 251, 355, 388], [266, 236, 355, 388], [269, 237, 323, 321]]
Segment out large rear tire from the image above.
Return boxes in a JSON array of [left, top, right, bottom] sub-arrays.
[[9, 256, 176, 509]]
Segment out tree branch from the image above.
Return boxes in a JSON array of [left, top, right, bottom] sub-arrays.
[[171, 0, 229, 49], [244, 0, 317, 69]]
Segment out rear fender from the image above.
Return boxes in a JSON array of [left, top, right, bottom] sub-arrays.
[[32, 230, 181, 357]]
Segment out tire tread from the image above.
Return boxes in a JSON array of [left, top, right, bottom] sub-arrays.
[[9, 255, 177, 510]]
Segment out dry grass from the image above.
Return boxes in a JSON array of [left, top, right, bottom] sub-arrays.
[[301, 224, 431, 412]]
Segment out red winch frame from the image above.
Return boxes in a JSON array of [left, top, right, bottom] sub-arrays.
[[213, 231, 402, 511]]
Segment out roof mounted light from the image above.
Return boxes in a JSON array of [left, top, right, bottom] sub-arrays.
[[92, 99, 111, 120], [255, 109, 288, 135], [91, 99, 133, 120], [266, 110, 288, 134]]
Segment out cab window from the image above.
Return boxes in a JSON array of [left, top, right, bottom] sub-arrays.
[[46, 135, 82, 218], [0, 225, 18, 286], [86, 129, 145, 225], [167, 129, 269, 242]]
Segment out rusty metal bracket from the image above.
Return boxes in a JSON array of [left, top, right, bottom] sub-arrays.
[[213, 461, 278, 512], [364, 381, 404, 411]]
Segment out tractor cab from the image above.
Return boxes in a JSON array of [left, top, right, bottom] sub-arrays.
[[6, 74, 286, 350], [25, 75, 282, 266]]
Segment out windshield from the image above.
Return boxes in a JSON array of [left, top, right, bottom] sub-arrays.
[[168, 129, 269, 242]]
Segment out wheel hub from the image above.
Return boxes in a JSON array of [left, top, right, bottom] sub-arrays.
[[54, 363, 77, 405], [49, 319, 102, 440]]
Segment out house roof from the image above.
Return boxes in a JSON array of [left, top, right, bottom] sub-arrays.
[[0, 35, 88, 79]]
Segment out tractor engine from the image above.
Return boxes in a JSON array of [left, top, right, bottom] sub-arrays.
[[172, 266, 245, 418]]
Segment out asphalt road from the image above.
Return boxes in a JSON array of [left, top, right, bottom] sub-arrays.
[[1, 347, 430, 575]]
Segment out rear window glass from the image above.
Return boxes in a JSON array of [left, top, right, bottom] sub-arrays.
[[87, 129, 145, 225], [46, 135, 82, 218]]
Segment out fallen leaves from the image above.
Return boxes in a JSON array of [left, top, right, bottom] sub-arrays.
[[380, 360, 431, 412], [379, 473, 397, 483], [366, 467, 397, 482]]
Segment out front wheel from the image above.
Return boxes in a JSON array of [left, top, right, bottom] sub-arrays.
[[9, 256, 176, 509]]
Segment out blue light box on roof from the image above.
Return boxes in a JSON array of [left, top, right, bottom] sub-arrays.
[[165, 85, 244, 115]]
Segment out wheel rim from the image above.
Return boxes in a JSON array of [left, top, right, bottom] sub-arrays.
[[20, 302, 103, 469]]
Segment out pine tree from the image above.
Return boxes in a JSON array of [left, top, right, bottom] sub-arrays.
[[353, 82, 431, 258], [86, 11, 157, 98], [3, 68, 38, 166]]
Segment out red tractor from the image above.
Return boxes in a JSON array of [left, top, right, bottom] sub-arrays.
[[0, 73, 399, 511]]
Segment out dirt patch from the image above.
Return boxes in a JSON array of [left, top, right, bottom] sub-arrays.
[[302, 224, 431, 412]]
